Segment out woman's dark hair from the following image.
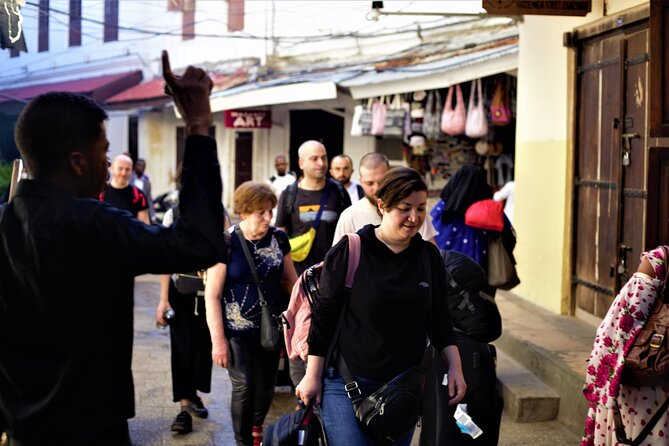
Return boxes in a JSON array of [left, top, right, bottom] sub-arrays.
[[15, 92, 108, 179], [440, 164, 492, 223], [376, 167, 427, 211]]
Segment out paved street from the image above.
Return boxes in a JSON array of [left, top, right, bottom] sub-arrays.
[[129, 275, 581, 446]]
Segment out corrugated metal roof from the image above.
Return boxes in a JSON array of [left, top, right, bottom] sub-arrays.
[[0, 71, 143, 104], [341, 42, 518, 88]]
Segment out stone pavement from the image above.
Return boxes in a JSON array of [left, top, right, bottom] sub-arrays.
[[128, 275, 581, 446]]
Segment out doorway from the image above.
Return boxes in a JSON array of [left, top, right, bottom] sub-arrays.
[[289, 110, 344, 175], [571, 15, 649, 318], [235, 131, 253, 189]]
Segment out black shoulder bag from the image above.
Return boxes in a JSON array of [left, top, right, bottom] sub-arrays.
[[234, 226, 284, 351], [336, 244, 431, 445]]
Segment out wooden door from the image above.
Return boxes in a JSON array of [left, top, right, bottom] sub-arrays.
[[572, 21, 649, 318]]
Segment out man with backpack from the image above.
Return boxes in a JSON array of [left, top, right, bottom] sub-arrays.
[[275, 140, 350, 388], [100, 154, 150, 224], [275, 140, 351, 276]]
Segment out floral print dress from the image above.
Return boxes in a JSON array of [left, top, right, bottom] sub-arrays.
[[582, 247, 669, 446]]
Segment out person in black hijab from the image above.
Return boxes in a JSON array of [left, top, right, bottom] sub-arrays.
[[439, 164, 492, 224], [431, 164, 515, 271]]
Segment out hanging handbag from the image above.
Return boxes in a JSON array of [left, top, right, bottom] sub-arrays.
[[464, 199, 504, 232], [172, 271, 205, 295], [465, 79, 488, 139], [490, 77, 512, 127], [235, 226, 284, 351], [423, 90, 443, 140], [351, 99, 373, 137], [371, 97, 387, 136], [622, 246, 669, 386], [440, 85, 466, 136], [350, 104, 364, 137], [487, 236, 520, 290], [384, 94, 405, 137]]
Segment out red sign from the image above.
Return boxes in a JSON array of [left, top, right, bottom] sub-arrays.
[[224, 110, 272, 129]]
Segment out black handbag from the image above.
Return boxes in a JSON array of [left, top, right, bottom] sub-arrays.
[[235, 226, 284, 351], [172, 271, 205, 295], [339, 356, 425, 445], [262, 402, 328, 446]]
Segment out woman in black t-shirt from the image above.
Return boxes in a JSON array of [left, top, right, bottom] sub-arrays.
[[296, 167, 466, 446]]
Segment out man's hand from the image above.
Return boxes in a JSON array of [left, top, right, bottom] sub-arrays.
[[162, 50, 213, 136]]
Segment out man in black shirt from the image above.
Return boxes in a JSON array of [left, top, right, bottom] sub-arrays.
[[275, 140, 350, 275], [0, 51, 226, 446], [100, 154, 150, 223], [275, 140, 350, 387]]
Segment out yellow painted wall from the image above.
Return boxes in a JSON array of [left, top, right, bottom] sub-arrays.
[[513, 140, 569, 313]]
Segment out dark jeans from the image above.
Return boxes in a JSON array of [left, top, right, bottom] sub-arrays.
[[168, 285, 212, 402], [228, 337, 280, 446]]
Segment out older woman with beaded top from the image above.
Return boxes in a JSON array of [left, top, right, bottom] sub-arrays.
[[204, 181, 298, 446]]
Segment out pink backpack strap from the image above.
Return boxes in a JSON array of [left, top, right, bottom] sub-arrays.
[[345, 233, 361, 288]]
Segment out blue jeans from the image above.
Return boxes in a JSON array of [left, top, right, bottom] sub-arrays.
[[321, 367, 415, 446]]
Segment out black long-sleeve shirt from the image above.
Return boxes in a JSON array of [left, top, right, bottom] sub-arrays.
[[0, 135, 226, 443], [308, 224, 456, 382]]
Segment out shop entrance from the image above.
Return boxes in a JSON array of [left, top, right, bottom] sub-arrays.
[[571, 14, 650, 318], [289, 110, 344, 175]]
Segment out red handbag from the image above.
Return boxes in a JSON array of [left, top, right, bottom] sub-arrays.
[[464, 199, 504, 232]]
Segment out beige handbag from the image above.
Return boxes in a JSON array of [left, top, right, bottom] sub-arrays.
[[487, 236, 519, 290]]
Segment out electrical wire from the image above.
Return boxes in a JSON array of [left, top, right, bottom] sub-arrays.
[[20, 0, 486, 42]]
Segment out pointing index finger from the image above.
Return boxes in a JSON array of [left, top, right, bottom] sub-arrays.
[[162, 50, 176, 86]]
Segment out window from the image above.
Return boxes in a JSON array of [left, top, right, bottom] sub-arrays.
[[228, 0, 244, 32], [69, 0, 81, 47], [38, 0, 49, 52], [104, 0, 119, 42]]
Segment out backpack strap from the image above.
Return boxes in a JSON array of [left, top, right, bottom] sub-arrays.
[[284, 181, 298, 216], [132, 185, 140, 204], [327, 178, 351, 210], [440, 249, 475, 313], [345, 233, 361, 288], [356, 184, 365, 201]]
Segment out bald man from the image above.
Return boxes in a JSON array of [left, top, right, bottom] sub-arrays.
[[100, 154, 150, 224], [275, 141, 350, 275]]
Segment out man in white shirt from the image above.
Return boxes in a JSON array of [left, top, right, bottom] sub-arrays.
[[333, 152, 437, 244], [269, 155, 296, 224], [269, 155, 296, 196], [330, 154, 364, 203]]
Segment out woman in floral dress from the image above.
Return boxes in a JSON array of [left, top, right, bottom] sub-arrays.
[[582, 246, 669, 445]]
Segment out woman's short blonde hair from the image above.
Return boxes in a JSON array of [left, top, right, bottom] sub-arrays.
[[233, 181, 278, 215]]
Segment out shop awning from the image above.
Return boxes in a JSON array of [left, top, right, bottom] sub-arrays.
[[207, 71, 360, 113], [340, 43, 518, 99], [0, 71, 143, 104]]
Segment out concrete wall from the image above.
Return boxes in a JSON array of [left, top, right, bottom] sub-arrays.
[[513, 0, 645, 314]]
